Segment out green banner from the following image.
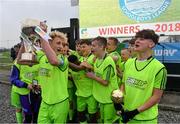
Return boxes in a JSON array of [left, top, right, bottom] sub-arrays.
[[80, 0, 179, 28]]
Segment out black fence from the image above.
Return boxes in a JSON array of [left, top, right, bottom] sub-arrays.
[[165, 63, 180, 91], [51, 18, 79, 50]]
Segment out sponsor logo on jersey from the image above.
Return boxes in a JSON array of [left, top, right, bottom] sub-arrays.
[[126, 76, 148, 90], [39, 68, 50, 77], [24, 72, 34, 80]]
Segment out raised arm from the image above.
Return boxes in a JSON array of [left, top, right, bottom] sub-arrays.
[[40, 39, 60, 66]]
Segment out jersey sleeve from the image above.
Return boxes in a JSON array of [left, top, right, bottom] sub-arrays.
[[117, 55, 122, 65], [35, 50, 44, 62], [10, 65, 28, 88], [154, 67, 167, 90], [57, 55, 68, 71], [119, 62, 125, 72], [87, 55, 94, 66], [111, 52, 121, 64], [103, 65, 115, 81]]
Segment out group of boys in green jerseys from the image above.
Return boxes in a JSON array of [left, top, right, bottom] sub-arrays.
[[57, 37, 121, 123], [70, 37, 119, 123], [67, 30, 167, 124], [11, 30, 70, 123], [11, 26, 167, 124]]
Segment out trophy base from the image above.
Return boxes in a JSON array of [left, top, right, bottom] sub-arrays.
[[21, 52, 34, 60], [20, 53, 38, 65], [19, 59, 38, 64]]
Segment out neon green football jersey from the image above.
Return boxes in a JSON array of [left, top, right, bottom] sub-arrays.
[[109, 51, 122, 65], [38, 54, 69, 104], [93, 54, 118, 103], [122, 57, 167, 120], [71, 54, 94, 97], [13, 62, 39, 95], [109, 51, 122, 86]]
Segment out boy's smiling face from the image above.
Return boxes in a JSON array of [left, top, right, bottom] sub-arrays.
[[81, 43, 91, 57], [49, 37, 67, 55]]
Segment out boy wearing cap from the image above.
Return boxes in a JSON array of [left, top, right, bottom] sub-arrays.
[[120, 29, 167, 123]]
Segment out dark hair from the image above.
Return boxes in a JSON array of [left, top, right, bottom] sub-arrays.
[[129, 38, 136, 45], [80, 39, 91, 45], [10, 43, 21, 60], [75, 39, 82, 45], [10, 48, 16, 60], [108, 37, 118, 45], [92, 36, 107, 48], [135, 29, 159, 44], [14, 43, 21, 48]]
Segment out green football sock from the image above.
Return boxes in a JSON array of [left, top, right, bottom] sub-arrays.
[[16, 112, 23, 124]]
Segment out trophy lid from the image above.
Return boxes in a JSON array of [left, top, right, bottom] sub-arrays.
[[21, 18, 48, 36], [21, 18, 40, 29]]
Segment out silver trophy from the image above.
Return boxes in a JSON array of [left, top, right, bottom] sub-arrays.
[[19, 19, 45, 64], [20, 32, 36, 61]]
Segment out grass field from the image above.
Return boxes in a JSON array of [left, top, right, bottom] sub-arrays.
[[0, 51, 13, 70], [80, 0, 180, 28]]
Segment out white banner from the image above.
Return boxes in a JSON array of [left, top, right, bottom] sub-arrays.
[[80, 21, 180, 39]]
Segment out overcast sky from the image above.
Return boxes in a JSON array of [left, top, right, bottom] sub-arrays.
[[0, 0, 79, 48]]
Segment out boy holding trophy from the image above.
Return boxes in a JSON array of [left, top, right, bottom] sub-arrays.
[[15, 18, 69, 123], [36, 30, 69, 123], [10, 19, 45, 123]]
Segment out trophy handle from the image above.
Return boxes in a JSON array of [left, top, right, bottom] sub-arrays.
[[20, 32, 36, 53]]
